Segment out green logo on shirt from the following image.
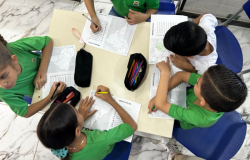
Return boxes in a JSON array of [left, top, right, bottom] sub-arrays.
[[133, 1, 140, 6], [31, 58, 36, 63]]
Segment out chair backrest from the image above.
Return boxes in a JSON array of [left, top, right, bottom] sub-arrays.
[[243, 0, 250, 19], [173, 111, 246, 160], [157, 2, 175, 15], [215, 26, 243, 73]]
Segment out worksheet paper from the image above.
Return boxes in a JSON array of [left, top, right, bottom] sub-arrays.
[[84, 90, 141, 142], [42, 45, 78, 98], [149, 15, 188, 64], [81, 13, 137, 56], [149, 64, 186, 119]]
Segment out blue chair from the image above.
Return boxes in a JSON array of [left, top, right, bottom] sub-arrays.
[[157, 1, 175, 15], [173, 111, 246, 160], [147, 1, 175, 22], [215, 26, 243, 73], [103, 141, 131, 160], [215, 0, 250, 74]]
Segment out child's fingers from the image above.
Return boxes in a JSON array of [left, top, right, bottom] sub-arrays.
[[82, 96, 89, 106], [87, 97, 93, 106], [88, 110, 97, 117], [125, 16, 132, 25], [87, 100, 95, 109], [166, 57, 170, 64]]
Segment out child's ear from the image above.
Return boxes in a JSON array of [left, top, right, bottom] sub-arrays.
[[75, 126, 81, 137], [200, 97, 206, 106], [11, 55, 18, 64]]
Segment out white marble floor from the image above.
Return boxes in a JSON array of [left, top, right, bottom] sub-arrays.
[[0, 0, 250, 160]]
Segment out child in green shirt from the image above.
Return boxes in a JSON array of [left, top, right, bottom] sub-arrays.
[[0, 35, 66, 118], [148, 57, 247, 129], [84, 0, 159, 33], [37, 85, 137, 160]]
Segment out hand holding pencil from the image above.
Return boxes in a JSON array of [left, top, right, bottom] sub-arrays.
[[49, 81, 66, 100], [95, 85, 113, 103], [83, 14, 102, 33]]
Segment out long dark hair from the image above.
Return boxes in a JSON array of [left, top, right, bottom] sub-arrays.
[[37, 103, 78, 159], [201, 65, 247, 112], [0, 34, 12, 70]]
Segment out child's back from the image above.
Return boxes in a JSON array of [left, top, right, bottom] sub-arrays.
[[149, 60, 247, 130]]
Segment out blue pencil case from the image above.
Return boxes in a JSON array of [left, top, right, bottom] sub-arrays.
[[124, 53, 147, 91]]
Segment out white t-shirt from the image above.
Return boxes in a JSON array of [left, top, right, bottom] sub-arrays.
[[188, 14, 218, 75]]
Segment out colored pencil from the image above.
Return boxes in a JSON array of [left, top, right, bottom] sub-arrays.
[[128, 60, 135, 78]]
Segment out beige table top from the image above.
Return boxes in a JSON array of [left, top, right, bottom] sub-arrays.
[[32, 9, 174, 138]]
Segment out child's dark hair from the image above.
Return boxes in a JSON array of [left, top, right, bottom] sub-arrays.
[[164, 21, 207, 56], [0, 34, 12, 69], [201, 65, 247, 112], [37, 103, 78, 159]]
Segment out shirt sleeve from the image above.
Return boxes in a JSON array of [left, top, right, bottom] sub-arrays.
[[104, 123, 134, 145], [188, 73, 202, 86], [199, 14, 218, 35], [145, 0, 159, 9], [0, 94, 28, 117], [168, 104, 201, 127], [7, 36, 51, 52]]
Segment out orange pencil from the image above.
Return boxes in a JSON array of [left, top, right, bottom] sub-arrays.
[[63, 93, 75, 103], [128, 60, 135, 78]]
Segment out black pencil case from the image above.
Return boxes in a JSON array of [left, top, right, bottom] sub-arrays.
[[124, 53, 147, 91], [51, 86, 81, 107]]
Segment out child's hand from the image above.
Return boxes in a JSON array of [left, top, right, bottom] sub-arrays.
[[170, 54, 196, 72], [125, 9, 147, 25], [148, 96, 157, 114], [156, 57, 171, 74], [90, 16, 101, 33], [48, 82, 66, 99], [79, 96, 97, 120], [33, 71, 47, 90], [95, 85, 113, 103]]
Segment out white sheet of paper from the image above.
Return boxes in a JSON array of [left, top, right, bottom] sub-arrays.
[[42, 45, 78, 98], [84, 90, 141, 142], [149, 64, 186, 119], [149, 15, 188, 64], [81, 13, 137, 56]]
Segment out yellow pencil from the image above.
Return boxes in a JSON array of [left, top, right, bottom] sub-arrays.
[[97, 92, 108, 94]]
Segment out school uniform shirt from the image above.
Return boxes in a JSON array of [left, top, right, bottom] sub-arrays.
[[112, 0, 159, 18], [168, 73, 223, 130], [69, 123, 134, 160], [188, 14, 218, 75], [0, 36, 51, 117]]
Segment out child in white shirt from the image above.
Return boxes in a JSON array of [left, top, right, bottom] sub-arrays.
[[164, 14, 218, 74]]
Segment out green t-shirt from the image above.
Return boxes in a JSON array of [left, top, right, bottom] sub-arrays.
[[168, 73, 224, 130], [112, 0, 159, 17], [69, 123, 134, 160], [0, 36, 51, 117]]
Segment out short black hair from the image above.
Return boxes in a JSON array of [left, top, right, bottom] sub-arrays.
[[164, 21, 207, 56], [201, 65, 247, 112]]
